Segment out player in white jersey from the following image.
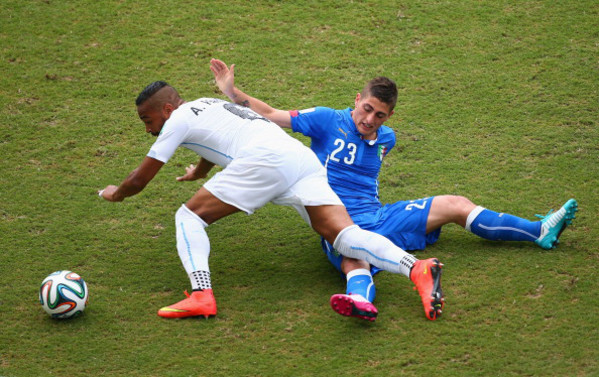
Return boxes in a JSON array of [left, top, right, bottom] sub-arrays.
[[99, 81, 444, 320]]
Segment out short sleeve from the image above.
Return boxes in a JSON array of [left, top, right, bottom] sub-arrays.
[[290, 107, 337, 138], [147, 115, 189, 163]]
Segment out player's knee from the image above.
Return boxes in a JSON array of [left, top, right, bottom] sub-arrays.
[[176, 204, 209, 228], [440, 195, 474, 212], [433, 195, 476, 224], [315, 222, 347, 245], [307, 205, 354, 243]]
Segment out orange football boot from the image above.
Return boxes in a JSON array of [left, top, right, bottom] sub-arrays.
[[157, 289, 217, 319], [410, 258, 444, 320]]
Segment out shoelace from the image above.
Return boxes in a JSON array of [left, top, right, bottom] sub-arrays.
[[535, 208, 565, 228], [534, 209, 554, 221]]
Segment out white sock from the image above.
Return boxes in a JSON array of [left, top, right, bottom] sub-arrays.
[[346, 268, 371, 281], [465, 206, 485, 232], [333, 225, 416, 277], [175, 204, 212, 290]]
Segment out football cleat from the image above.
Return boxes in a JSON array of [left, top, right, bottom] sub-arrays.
[[157, 289, 217, 319], [330, 293, 378, 322], [535, 198, 578, 250], [410, 258, 444, 321]]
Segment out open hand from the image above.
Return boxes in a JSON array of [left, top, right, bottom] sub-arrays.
[[176, 164, 204, 181], [210, 58, 235, 98]]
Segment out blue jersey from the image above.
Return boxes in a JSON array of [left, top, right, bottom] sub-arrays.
[[290, 107, 396, 217]]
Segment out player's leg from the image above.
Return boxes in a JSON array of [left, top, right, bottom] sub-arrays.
[[425, 195, 475, 231], [328, 256, 379, 321], [160, 145, 304, 318], [307, 205, 444, 320], [342, 258, 375, 301], [158, 187, 240, 319], [305, 205, 414, 273], [345, 197, 438, 318], [329, 198, 441, 321], [279, 148, 443, 320], [428, 195, 578, 248], [320, 237, 379, 320]]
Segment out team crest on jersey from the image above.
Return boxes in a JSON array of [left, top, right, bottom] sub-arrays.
[[377, 144, 389, 161]]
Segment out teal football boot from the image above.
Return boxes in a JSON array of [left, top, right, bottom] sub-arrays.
[[535, 199, 578, 249]]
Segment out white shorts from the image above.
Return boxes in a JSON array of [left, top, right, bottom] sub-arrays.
[[203, 140, 342, 224]]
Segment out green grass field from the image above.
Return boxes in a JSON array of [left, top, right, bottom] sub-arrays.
[[1, 1, 597, 376]]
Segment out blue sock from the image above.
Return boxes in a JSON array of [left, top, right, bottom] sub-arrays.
[[467, 206, 542, 242], [346, 269, 376, 302]]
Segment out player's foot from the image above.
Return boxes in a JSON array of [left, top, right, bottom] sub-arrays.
[[535, 198, 578, 250], [410, 258, 444, 321], [157, 289, 217, 319], [330, 293, 378, 322]]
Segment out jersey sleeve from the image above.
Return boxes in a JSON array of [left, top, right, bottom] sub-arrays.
[[378, 127, 396, 162], [384, 128, 397, 154], [290, 107, 337, 138], [147, 115, 189, 163]]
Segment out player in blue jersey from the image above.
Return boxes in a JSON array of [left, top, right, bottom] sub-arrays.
[[210, 58, 578, 322]]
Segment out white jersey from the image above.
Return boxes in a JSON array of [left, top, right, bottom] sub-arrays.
[[147, 97, 343, 221], [147, 98, 299, 166]]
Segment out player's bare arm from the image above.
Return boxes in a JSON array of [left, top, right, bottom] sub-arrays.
[[100, 156, 164, 202], [176, 158, 215, 182], [210, 58, 292, 128]]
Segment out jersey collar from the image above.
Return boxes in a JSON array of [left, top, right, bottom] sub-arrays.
[[345, 108, 379, 145]]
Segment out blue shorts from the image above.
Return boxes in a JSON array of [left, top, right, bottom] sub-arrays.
[[322, 197, 441, 275]]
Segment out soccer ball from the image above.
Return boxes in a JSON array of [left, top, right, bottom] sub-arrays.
[[39, 270, 88, 319]]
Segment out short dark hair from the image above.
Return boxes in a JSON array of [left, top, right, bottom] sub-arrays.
[[136, 81, 170, 106], [362, 77, 398, 110]]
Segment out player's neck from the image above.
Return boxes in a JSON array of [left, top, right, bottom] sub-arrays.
[[361, 132, 377, 141]]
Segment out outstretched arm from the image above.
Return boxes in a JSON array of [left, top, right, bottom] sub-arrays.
[[210, 58, 292, 128], [99, 156, 164, 202]]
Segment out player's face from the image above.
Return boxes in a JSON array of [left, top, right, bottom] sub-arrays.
[[137, 102, 170, 137], [352, 93, 394, 140]]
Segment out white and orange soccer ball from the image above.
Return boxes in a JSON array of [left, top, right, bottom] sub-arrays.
[[39, 270, 88, 319]]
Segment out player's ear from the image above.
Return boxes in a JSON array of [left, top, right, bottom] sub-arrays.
[[162, 102, 175, 118], [355, 93, 361, 106]]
